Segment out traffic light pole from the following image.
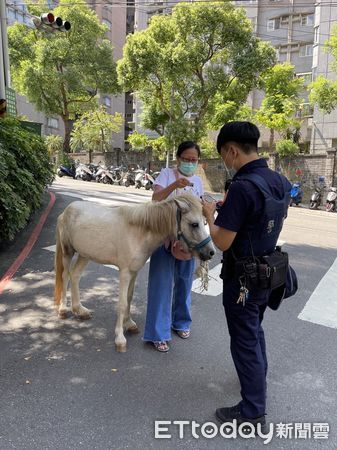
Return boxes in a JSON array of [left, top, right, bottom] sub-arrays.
[[0, 0, 11, 88], [0, 0, 7, 101]]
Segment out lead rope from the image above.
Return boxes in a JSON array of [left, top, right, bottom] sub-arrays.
[[194, 260, 210, 292], [173, 168, 209, 290]]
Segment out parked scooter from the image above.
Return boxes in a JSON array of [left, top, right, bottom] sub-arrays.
[[135, 169, 155, 190], [57, 164, 75, 178], [75, 163, 94, 181], [289, 182, 303, 207], [326, 186, 337, 212], [123, 168, 136, 187], [309, 177, 325, 210]]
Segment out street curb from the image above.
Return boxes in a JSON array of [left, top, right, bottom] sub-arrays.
[[0, 191, 56, 295]]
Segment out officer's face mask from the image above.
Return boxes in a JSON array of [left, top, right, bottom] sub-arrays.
[[222, 148, 237, 178]]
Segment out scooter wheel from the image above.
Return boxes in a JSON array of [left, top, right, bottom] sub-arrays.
[[145, 184, 152, 190], [326, 203, 334, 212], [124, 181, 130, 187], [57, 171, 64, 177]]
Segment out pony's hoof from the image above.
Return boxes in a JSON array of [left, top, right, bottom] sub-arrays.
[[127, 325, 140, 334], [78, 313, 92, 321], [115, 343, 127, 353], [73, 306, 92, 320], [58, 309, 71, 319]]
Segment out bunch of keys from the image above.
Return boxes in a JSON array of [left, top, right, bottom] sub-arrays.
[[237, 277, 249, 306]]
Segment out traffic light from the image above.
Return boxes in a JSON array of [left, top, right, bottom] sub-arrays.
[[32, 12, 71, 32]]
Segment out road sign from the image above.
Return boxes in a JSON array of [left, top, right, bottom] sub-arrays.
[[5, 87, 16, 116]]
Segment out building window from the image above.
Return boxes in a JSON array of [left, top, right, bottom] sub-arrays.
[[301, 14, 314, 27], [235, 0, 257, 4], [314, 26, 319, 44], [299, 44, 313, 57], [103, 96, 111, 107], [267, 18, 280, 31], [47, 117, 59, 129], [102, 19, 111, 30], [296, 72, 312, 85]]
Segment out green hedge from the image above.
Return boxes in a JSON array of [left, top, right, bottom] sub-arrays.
[[0, 117, 54, 242]]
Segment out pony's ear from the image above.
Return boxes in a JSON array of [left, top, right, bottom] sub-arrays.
[[174, 198, 190, 213]]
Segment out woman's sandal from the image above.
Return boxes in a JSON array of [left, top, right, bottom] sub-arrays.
[[173, 329, 190, 339], [153, 341, 170, 352]]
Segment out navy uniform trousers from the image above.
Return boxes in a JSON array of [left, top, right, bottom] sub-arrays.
[[223, 280, 270, 419]]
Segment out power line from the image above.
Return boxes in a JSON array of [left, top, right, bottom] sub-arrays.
[[10, 1, 337, 8]]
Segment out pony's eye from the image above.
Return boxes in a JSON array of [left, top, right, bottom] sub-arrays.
[[190, 223, 199, 228]]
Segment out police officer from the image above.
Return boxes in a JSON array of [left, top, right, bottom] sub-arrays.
[[202, 121, 291, 428]]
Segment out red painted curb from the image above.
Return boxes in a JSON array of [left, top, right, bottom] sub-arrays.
[[0, 191, 56, 295]]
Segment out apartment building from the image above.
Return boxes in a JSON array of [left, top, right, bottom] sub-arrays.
[[235, 0, 315, 149], [6, 1, 65, 136], [6, 0, 128, 150], [310, 0, 337, 153], [130, 0, 317, 149]]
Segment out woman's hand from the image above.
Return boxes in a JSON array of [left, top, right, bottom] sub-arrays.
[[174, 178, 192, 189]]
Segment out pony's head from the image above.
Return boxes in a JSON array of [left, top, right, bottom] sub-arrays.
[[173, 194, 215, 261]]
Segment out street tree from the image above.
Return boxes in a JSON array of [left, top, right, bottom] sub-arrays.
[[256, 63, 304, 150], [70, 108, 123, 162], [8, 0, 119, 151], [118, 1, 275, 158], [309, 24, 337, 114]]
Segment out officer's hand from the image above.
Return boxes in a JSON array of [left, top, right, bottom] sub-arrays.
[[174, 178, 192, 189], [202, 200, 216, 220]]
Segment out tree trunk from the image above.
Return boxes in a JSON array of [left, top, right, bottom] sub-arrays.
[[62, 116, 72, 153], [89, 149, 92, 164], [269, 128, 275, 152]]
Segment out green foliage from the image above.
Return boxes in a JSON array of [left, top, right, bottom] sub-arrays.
[[309, 76, 337, 114], [256, 63, 303, 148], [307, 24, 337, 114], [45, 134, 63, 156], [127, 131, 150, 151], [70, 107, 123, 153], [275, 139, 300, 158], [0, 117, 54, 242], [118, 1, 275, 156], [8, 0, 119, 151], [199, 137, 218, 159]]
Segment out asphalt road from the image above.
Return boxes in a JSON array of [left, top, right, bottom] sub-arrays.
[[1, 177, 337, 449]]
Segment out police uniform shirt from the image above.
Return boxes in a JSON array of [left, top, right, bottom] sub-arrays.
[[215, 159, 292, 278]]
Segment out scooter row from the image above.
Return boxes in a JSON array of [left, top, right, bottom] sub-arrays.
[[57, 162, 126, 184], [57, 161, 160, 190], [290, 178, 337, 212]]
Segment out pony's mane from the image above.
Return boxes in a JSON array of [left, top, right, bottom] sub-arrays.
[[120, 193, 202, 236]]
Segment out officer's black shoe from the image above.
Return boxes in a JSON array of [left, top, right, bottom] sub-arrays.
[[215, 403, 242, 420], [215, 405, 266, 433]]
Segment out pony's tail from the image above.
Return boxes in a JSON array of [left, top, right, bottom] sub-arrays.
[[54, 224, 64, 307]]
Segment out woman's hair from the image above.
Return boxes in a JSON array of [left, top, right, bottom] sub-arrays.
[[176, 141, 201, 158]]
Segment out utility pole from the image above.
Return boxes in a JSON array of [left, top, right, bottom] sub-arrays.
[[166, 83, 174, 168]]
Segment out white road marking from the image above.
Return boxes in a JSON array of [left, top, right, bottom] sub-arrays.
[[298, 257, 337, 329], [55, 191, 149, 206], [192, 263, 223, 297]]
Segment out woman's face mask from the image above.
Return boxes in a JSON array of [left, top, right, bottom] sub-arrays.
[[179, 161, 198, 176]]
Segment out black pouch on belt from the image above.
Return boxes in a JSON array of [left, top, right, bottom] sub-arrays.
[[260, 250, 289, 290]]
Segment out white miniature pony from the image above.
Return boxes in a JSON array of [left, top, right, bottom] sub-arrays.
[[54, 194, 215, 352]]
